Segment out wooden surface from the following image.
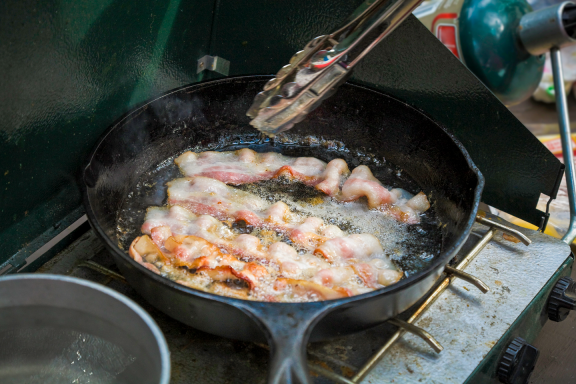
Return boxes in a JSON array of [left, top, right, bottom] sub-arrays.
[[509, 97, 576, 136]]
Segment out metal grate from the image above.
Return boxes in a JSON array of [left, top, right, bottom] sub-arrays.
[[307, 214, 531, 383], [70, 214, 531, 383]]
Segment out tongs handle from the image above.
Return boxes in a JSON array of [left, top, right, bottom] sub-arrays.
[[327, 0, 418, 68], [247, 0, 423, 135]]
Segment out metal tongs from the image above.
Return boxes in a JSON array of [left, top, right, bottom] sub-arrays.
[[246, 0, 424, 136]]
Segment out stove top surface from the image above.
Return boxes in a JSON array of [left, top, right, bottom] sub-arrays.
[[364, 221, 570, 383], [35, 217, 571, 383]]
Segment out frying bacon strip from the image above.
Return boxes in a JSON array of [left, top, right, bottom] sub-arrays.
[[142, 206, 338, 266], [128, 150, 427, 301], [267, 241, 330, 279], [166, 176, 268, 222], [176, 150, 430, 223], [164, 234, 242, 269], [166, 177, 345, 249], [175, 149, 350, 196], [141, 206, 335, 275], [273, 278, 351, 300], [129, 236, 165, 274], [136, 205, 402, 299], [341, 165, 397, 208], [312, 262, 403, 291], [314, 234, 391, 264], [142, 206, 272, 263], [340, 166, 431, 224], [130, 234, 270, 290], [129, 232, 345, 300], [196, 263, 268, 290]]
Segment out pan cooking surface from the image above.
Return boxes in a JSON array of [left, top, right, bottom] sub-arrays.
[[116, 137, 442, 278], [84, 77, 481, 366]]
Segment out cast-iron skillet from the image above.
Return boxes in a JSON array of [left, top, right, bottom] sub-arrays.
[[83, 75, 483, 384]]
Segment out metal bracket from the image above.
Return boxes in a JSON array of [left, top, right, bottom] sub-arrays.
[[387, 318, 443, 353], [77, 261, 127, 282], [541, 164, 566, 232], [550, 47, 576, 244], [196, 55, 230, 76], [0, 208, 88, 275], [444, 265, 490, 293], [518, 2, 576, 243], [476, 215, 532, 245]]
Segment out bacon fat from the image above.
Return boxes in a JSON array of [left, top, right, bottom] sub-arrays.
[[128, 150, 429, 302]]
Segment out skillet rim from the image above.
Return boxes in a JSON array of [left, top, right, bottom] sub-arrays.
[[82, 74, 485, 308]]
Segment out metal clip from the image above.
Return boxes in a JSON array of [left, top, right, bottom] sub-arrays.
[[197, 55, 230, 76], [387, 318, 443, 353], [476, 215, 531, 245], [444, 265, 490, 293], [77, 261, 126, 282]]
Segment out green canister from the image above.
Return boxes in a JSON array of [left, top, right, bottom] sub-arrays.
[[414, 0, 545, 105]]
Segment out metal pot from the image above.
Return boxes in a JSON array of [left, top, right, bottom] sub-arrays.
[[0, 274, 170, 384]]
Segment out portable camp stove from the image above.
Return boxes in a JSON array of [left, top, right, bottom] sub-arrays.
[[33, 211, 572, 384], [2, 0, 576, 383]]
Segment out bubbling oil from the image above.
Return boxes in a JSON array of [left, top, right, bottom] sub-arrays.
[[116, 136, 442, 278]]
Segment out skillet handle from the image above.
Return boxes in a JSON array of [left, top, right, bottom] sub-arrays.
[[240, 302, 337, 384]]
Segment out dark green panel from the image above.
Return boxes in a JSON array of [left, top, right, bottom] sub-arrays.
[[1, 0, 564, 265], [351, 15, 562, 228], [0, 0, 215, 262], [210, 3, 562, 227], [209, 0, 364, 78]]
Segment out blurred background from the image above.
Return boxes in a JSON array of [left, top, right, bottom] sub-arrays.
[[416, 0, 576, 242], [414, 0, 576, 380]]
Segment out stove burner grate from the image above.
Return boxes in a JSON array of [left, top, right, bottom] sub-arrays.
[[75, 214, 530, 383]]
